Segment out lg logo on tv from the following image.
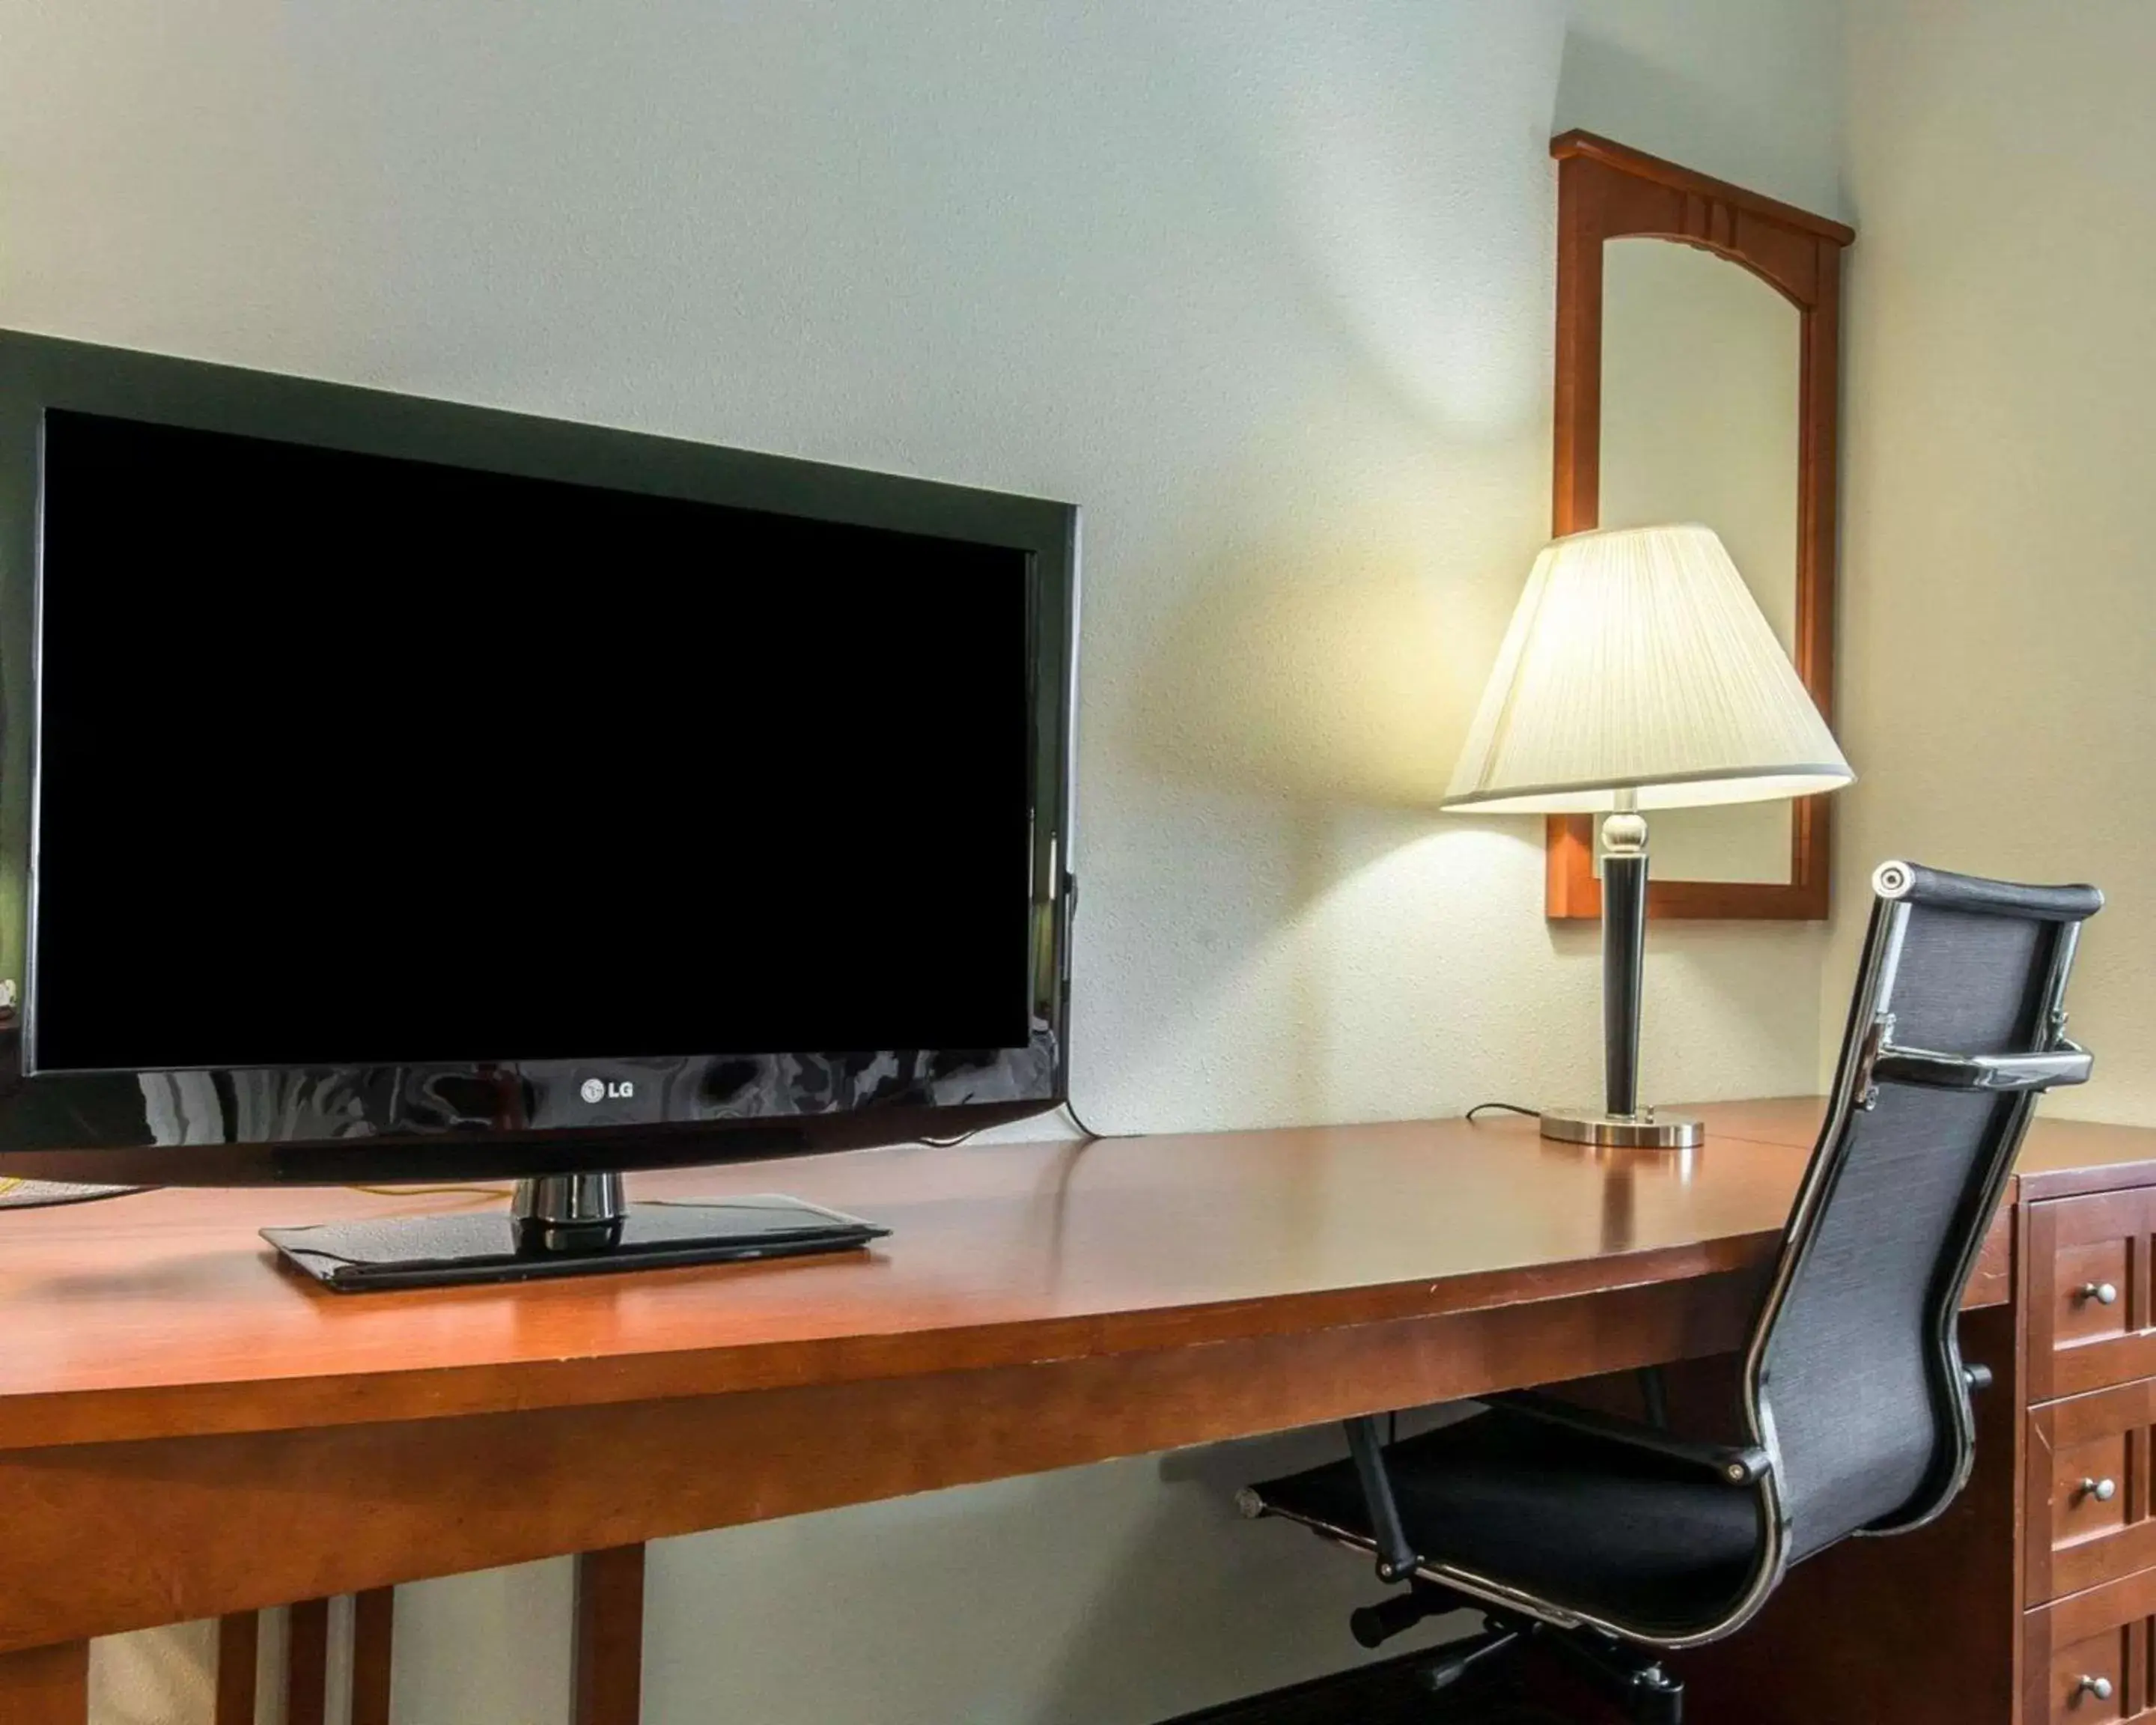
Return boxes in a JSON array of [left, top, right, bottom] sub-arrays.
[[579, 1078, 635, 1104]]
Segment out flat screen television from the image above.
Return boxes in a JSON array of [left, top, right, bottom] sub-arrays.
[[0, 332, 1077, 1283]]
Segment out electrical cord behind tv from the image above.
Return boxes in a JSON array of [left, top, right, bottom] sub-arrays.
[[1061, 1098, 1121, 1140], [915, 1097, 1121, 1150]]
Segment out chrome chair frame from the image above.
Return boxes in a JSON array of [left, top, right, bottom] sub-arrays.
[[1241, 860, 2100, 1715]]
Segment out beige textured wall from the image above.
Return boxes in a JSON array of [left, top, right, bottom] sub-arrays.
[[0, 1, 1844, 1719], [1830, 0, 2156, 1120]]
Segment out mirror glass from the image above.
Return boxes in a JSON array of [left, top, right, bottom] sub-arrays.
[[1597, 237, 1801, 884]]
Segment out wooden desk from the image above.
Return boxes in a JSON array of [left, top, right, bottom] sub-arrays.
[[0, 1099, 2044, 1721]]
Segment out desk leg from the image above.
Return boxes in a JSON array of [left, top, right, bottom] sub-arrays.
[[215, 1613, 259, 1725], [275, 1590, 394, 1725], [351, 1587, 395, 1725], [0, 1639, 89, 1724], [573, 1545, 647, 1725], [287, 1597, 330, 1725]]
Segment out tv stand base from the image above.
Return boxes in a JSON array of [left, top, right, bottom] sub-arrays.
[[263, 1176, 887, 1292]]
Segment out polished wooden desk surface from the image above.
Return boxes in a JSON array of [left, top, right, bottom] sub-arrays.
[[0, 1098, 1858, 1453], [1705, 1093, 2156, 1197], [0, 1093, 2134, 1701]]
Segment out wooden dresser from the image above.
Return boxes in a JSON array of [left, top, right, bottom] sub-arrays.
[[1674, 1104, 2156, 1725], [2015, 1129, 2156, 1725]]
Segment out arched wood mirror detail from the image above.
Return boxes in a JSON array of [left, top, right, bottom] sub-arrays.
[[1545, 131, 1854, 921]]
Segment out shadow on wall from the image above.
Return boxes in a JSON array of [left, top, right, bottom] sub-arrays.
[[1030, 1431, 1465, 1724], [1124, 523, 1526, 814], [1553, 24, 1832, 215], [1103, 499, 1560, 1126], [1134, 1, 1564, 442], [1130, 548, 1457, 809], [89, 1619, 219, 1725], [640, 1448, 1422, 1725]]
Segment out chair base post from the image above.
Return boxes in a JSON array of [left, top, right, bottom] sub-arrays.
[[1415, 1620, 1523, 1694], [1540, 1623, 1684, 1724], [1345, 1590, 1687, 1724]]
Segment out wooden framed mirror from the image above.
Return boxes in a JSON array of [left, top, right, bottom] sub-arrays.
[[1545, 131, 1854, 921]]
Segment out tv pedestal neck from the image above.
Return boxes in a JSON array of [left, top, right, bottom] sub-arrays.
[[513, 1172, 630, 1253], [261, 1170, 889, 1293]]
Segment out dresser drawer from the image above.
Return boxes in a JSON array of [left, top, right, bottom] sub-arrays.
[[2027, 1568, 2156, 1723], [2032, 1191, 2156, 1402], [2029, 1379, 2156, 1604]]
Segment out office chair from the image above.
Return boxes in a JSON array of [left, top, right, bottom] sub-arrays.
[[1238, 860, 2102, 1723]]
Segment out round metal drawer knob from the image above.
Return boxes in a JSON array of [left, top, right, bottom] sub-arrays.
[[2077, 1673, 2115, 1701], [2079, 1477, 2119, 1503], [2078, 1282, 2120, 1306]]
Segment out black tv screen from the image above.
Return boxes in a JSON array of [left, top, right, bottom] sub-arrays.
[[34, 410, 1030, 1071], [0, 331, 1076, 1184]]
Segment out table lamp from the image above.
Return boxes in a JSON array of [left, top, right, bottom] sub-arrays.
[[1443, 523, 1853, 1148]]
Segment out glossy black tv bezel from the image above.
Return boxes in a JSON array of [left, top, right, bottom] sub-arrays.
[[0, 330, 1079, 1185]]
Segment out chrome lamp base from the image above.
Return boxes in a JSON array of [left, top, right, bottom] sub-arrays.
[[1539, 1107, 1705, 1150]]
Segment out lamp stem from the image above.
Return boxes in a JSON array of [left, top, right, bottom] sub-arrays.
[[1538, 797, 1698, 1149], [1601, 793, 1649, 1120]]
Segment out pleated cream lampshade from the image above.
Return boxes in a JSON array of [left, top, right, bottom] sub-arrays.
[[1443, 523, 1852, 815]]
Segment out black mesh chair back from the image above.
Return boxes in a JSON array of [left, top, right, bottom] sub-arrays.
[[1748, 860, 2101, 1568], [1239, 860, 2101, 1714]]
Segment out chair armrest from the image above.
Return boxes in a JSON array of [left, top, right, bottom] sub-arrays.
[[1872, 1039, 2092, 1094], [1487, 1390, 1772, 1486]]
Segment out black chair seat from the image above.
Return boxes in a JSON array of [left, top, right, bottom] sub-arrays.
[[1249, 1402, 1764, 1638]]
